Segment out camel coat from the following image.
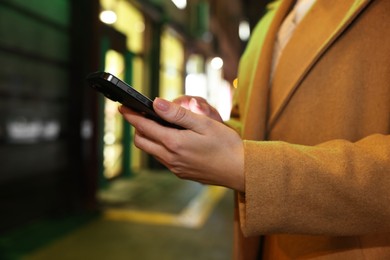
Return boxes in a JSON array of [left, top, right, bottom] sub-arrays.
[[228, 0, 390, 259]]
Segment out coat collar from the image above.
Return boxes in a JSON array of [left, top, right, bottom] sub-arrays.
[[241, 0, 295, 140], [268, 0, 372, 130]]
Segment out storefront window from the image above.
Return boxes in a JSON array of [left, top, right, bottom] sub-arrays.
[[100, 0, 146, 172], [160, 27, 185, 100], [185, 54, 232, 121], [103, 49, 124, 179]]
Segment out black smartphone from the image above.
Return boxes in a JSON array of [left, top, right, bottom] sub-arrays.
[[86, 71, 182, 129]]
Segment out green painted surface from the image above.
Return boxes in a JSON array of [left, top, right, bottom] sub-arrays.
[[0, 213, 98, 260], [2, 0, 70, 25]]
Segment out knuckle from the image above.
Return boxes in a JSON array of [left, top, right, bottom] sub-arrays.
[[173, 107, 188, 123], [133, 134, 143, 149], [164, 152, 177, 166], [163, 136, 183, 153], [169, 165, 186, 179], [162, 153, 185, 176], [135, 126, 146, 137]]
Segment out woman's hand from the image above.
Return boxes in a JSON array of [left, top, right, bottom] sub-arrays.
[[172, 96, 223, 123], [118, 98, 245, 192]]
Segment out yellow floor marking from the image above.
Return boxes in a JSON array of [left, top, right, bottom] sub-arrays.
[[103, 185, 227, 228]]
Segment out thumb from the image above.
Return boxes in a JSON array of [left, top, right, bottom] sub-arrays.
[[189, 97, 208, 115], [153, 98, 206, 132]]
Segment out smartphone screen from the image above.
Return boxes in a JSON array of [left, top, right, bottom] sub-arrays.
[[86, 71, 183, 129]]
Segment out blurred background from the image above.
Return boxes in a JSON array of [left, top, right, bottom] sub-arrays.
[[0, 0, 270, 259]]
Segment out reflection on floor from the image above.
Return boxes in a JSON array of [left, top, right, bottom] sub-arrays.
[[15, 170, 234, 260], [100, 171, 228, 229]]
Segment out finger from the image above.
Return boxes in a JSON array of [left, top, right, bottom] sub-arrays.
[[189, 97, 209, 115], [176, 97, 223, 122], [120, 104, 187, 152], [172, 96, 193, 109], [133, 129, 169, 159], [133, 129, 185, 171], [153, 98, 213, 133], [173, 96, 207, 115], [119, 105, 165, 136]]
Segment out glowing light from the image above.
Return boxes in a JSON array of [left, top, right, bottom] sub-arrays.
[[41, 121, 60, 140], [100, 10, 117, 24], [134, 21, 145, 33], [104, 132, 116, 145], [171, 0, 187, 9], [210, 57, 223, 70], [6, 119, 61, 143], [233, 78, 238, 88], [185, 73, 208, 98], [81, 120, 93, 139], [239, 20, 251, 41]]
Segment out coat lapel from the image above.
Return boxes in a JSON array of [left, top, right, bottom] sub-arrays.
[[241, 0, 295, 140], [234, 2, 296, 259], [234, 1, 298, 260], [268, 0, 372, 131]]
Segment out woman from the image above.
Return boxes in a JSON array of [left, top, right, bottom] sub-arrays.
[[120, 0, 390, 258]]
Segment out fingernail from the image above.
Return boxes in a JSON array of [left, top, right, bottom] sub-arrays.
[[190, 98, 200, 108], [189, 98, 203, 113], [154, 98, 170, 111]]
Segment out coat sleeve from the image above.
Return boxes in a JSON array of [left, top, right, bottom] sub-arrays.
[[238, 133, 390, 236]]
